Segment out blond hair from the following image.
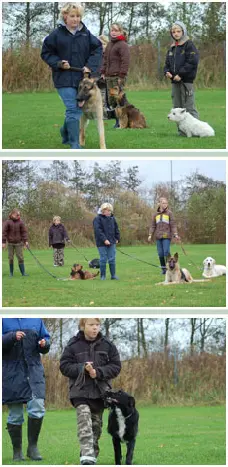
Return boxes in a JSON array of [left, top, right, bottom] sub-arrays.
[[53, 215, 61, 222], [79, 318, 101, 330], [59, 2, 84, 22], [98, 35, 109, 49], [100, 202, 113, 213]]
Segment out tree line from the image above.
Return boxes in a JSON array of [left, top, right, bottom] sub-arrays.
[[39, 318, 226, 407], [2, 2, 226, 90], [2, 160, 225, 246]]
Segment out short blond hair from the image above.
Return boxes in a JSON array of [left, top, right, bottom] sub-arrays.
[[59, 2, 84, 22], [53, 215, 61, 222], [79, 318, 101, 330], [100, 202, 113, 213], [98, 35, 109, 49]]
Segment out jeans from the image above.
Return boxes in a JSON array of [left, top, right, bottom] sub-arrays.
[[156, 238, 171, 258], [98, 244, 116, 265], [57, 87, 82, 149], [7, 398, 45, 425]]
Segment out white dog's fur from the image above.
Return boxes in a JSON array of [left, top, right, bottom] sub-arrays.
[[202, 257, 226, 278], [168, 108, 215, 137]]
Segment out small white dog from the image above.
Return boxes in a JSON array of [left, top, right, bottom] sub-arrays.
[[202, 257, 226, 278], [168, 108, 215, 137]]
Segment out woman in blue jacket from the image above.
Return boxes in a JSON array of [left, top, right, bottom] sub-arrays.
[[41, 2, 102, 149], [2, 318, 50, 461], [93, 202, 120, 280]]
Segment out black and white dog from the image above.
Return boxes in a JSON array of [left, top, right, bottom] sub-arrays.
[[104, 390, 139, 465]]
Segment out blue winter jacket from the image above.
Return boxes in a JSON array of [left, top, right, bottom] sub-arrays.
[[2, 318, 50, 405], [41, 21, 102, 88], [93, 214, 120, 247]]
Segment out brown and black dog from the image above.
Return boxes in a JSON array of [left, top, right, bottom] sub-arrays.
[[156, 253, 210, 285], [70, 264, 99, 280], [109, 86, 147, 129], [77, 76, 106, 149]]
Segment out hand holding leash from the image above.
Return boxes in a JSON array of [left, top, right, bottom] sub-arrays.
[[85, 362, 96, 378], [16, 331, 26, 340], [2, 243, 6, 249], [38, 339, 46, 348], [148, 234, 153, 243]]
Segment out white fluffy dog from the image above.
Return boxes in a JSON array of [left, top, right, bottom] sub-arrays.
[[168, 108, 215, 137], [202, 257, 226, 278]]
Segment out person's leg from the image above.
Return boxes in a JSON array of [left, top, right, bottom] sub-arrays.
[[7, 404, 25, 461], [98, 246, 108, 280], [8, 243, 14, 277], [171, 83, 186, 136], [76, 404, 96, 465], [26, 397, 45, 460], [156, 239, 166, 274], [57, 87, 82, 149], [15, 244, 28, 276], [53, 248, 58, 266], [180, 82, 199, 119], [107, 244, 118, 279], [106, 77, 120, 127], [58, 248, 64, 266], [91, 411, 103, 459], [163, 239, 171, 260]]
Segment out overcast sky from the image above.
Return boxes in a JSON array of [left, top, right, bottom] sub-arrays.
[[36, 158, 226, 189]]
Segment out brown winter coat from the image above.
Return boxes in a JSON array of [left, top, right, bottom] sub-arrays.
[[2, 219, 28, 244], [101, 38, 130, 78], [149, 207, 178, 240]]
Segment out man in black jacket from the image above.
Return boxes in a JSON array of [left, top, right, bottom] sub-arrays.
[[60, 318, 121, 465]]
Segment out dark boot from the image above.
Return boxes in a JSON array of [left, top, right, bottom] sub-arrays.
[[113, 118, 120, 128], [60, 119, 69, 144], [100, 263, 106, 280], [7, 423, 25, 461], [66, 119, 81, 149], [109, 263, 119, 280], [9, 262, 14, 277], [27, 417, 43, 461], [18, 263, 29, 276], [159, 257, 166, 274]]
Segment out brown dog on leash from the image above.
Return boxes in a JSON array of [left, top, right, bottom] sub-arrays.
[[77, 76, 106, 149], [156, 253, 210, 285], [110, 86, 147, 129], [70, 264, 100, 280]]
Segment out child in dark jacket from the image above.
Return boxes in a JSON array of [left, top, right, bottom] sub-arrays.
[[49, 216, 70, 266], [164, 20, 199, 132], [93, 202, 120, 280], [60, 318, 121, 465], [41, 2, 102, 149], [2, 208, 29, 277]]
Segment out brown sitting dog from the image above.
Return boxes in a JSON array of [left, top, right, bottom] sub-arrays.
[[70, 264, 99, 280], [110, 86, 147, 129]]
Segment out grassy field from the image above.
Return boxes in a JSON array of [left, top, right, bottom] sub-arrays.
[[2, 89, 225, 149], [2, 244, 226, 308], [2, 405, 226, 465]]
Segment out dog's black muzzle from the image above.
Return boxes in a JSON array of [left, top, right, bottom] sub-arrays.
[[77, 94, 90, 103], [168, 260, 176, 270]]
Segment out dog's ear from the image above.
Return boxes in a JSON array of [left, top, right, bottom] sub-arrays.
[[181, 108, 186, 113], [128, 396, 135, 408], [174, 252, 179, 260]]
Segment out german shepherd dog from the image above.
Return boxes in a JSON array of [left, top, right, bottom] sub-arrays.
[[70, 264, 99, 280], [104, 390, 139, 465], [77, 76, 106, 149], [156, 253, 210, 285], [110, 86, 147, 129]]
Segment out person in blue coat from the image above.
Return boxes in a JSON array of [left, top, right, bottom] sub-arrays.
[[93, 203, 120, 280], [41, 2, 102, 149], [2, 318, 50, 461]]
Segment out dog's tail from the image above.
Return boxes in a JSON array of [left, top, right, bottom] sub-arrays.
[[192, 279, 211, 282], [93, 271, 100, 277]]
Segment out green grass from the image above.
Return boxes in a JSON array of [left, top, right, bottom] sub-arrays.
[[2, 244, 226, 307], [2, 405, 226, 465], [2, 89, 225, 149]]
